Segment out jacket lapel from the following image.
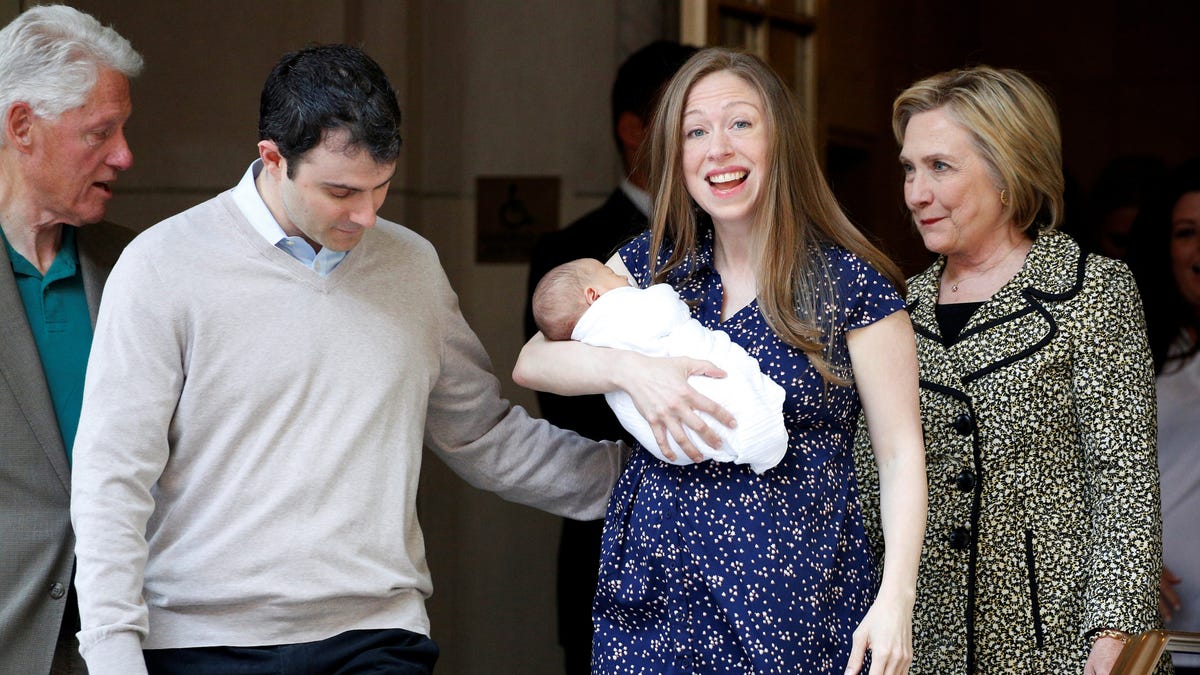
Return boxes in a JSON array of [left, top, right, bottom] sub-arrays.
[[0, 222, 130, 492], [907, 262, 963, 391], [908, 230, 1084, 387], [77, 222, 128, 326], [0, 246, 69, 489]]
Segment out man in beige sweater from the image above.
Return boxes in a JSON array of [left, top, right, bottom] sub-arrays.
[[71, 44, 623, 675]]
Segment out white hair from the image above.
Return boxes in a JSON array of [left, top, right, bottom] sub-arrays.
[[0, 4, 143, 145]]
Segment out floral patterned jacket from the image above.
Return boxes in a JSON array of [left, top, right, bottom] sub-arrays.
[[855, 230, 1164, 674]]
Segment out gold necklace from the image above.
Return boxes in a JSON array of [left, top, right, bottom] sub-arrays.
[[943, 241, 1027, 293]]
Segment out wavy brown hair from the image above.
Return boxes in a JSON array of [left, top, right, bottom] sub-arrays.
[[640, 48, 904, 384]]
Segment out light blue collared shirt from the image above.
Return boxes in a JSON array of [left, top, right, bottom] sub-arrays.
[[230, 160, 347, 276]]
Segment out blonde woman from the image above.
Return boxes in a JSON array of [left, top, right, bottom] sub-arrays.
[[855, 66, 1163, 675]]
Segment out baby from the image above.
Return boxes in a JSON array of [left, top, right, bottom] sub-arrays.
[[531, 258, 787, 473]]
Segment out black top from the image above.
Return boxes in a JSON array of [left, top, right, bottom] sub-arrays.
[[935, 301, 984, 345]]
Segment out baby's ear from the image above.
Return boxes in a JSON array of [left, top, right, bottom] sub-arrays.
[[584, 287, 602, 305]]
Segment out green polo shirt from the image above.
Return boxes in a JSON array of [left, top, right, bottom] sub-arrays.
[[2, 225, 92, 462]]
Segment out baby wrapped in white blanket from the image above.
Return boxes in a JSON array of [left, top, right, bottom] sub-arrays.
[[570, 283, 788, 473]]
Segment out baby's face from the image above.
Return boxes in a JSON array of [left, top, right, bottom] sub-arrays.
[[587, 260, 633, 295]]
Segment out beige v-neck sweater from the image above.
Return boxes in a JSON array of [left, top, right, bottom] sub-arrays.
[[70, 191, 622, 673]]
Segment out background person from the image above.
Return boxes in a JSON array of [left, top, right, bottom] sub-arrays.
[[1071, 154, 1166, 260], [521, 38, 697, 673], [516, 47, 927, 674], [0, 5, 141, 673], [532, 256, 788, 473], [1128, 156, 1200, 675], [70, 44, 623, 674], [855, 65, 1163, 675]]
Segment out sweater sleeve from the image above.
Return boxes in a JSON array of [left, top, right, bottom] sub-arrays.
[[71, 238, 181, 675], [422, 264, 623, 520], [1074, 257, 1162, 638]]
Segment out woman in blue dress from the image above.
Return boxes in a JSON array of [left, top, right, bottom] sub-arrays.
[[515, 48, 927, 674]]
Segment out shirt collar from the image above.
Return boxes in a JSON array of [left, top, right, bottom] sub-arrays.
[[230, 159, 348, 275], [619, 178, 652, 219], [2, 224, 78, 282], [231, 159, 290, 246]]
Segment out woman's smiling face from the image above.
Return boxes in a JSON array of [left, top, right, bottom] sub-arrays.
[[680, 70, 768, 232], [1171, 191, 1200, 312]]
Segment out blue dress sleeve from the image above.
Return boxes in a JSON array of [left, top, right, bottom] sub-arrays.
[[828, 246, 905, 331]]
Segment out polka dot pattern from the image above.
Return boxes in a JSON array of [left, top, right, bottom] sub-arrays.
[[591, 228, 904, 673]]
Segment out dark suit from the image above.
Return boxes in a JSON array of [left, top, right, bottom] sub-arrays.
[[0, 221, 135, 674], [523, 188, 645, 673]]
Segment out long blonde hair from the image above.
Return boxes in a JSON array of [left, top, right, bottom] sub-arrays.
[[642, 48, 903, 384]]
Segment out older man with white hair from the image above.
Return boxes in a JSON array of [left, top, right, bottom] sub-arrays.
[[0, 4, 142, 672]]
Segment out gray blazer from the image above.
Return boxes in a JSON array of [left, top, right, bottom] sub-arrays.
[[0, 221, 135, 674]]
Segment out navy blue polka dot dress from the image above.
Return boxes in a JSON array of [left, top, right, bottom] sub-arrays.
[[591, 228, 905, 674]]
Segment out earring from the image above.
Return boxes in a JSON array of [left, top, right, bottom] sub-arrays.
[[999, 188, 1010, 206]]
